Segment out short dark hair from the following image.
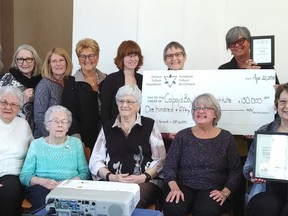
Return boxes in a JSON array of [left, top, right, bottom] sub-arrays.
[[225, 26, 251, 50], [163, 41, 186, 60]]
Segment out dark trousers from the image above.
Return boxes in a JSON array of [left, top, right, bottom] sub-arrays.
[[231, 156, 246, 216], [136, 182, 162, 209], [25, 185, 50, 211], [162, 183, 230, 216], [0, 175, 24, 216], [246, 182, 287, 216]]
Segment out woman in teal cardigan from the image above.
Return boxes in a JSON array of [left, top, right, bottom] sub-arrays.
[[20, 105, 90, 211]]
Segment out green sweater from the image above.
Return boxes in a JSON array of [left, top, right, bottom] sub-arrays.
[[20, 136, 90, 186]]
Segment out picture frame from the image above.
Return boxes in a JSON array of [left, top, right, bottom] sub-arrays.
[[254, 131, 288, 182], [250, 35, 275, 66]]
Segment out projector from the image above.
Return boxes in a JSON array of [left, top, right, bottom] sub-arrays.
[[46, 180, 140, 216]]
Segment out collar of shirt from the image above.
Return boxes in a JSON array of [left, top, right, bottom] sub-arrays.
[[112, 113, 142, 129]]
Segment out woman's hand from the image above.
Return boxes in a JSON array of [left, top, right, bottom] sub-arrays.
[[249, 172, 266, 184], [114, 173, 146, 184], [244, 135, 254, 139], [31, 177, 59, 190], [40, 178, 59, 190], [23, 88, 34, 103], [168, 133, 176, 140], [109, 173, 131, 182], [245, 59, 261, 69], [209, 190, 229, 206], [71, 177, 80, 180], [165, 181, 185, 203]]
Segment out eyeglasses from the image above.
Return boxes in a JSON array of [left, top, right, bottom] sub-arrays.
[[78, 54, 96, 61], [192, 106, 214, 111], [16, 58, 34, 64], [50, 59, 66, 65], [0, 100, 19, 109], [126, 54, 139, 59], [48, 119, 70, 125], [165, 52, 184, 60], [117, 100, 137, 105], [278, 100, 288, 106], [228, 38, 246, 48]]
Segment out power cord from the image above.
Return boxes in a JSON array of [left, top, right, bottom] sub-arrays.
[[22, 198, 55, 216]]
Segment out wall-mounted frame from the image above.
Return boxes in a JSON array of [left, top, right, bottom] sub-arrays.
[[250, 35, 275, 66]]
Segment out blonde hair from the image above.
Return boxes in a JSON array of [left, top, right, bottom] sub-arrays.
[[42, 47, 73, 79], [75, 38, 100, 57]]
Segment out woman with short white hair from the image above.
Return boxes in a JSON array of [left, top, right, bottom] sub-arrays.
[[20, 105, 90, 211], [0, 86, 33, 216], [90, 84, 166, 208]]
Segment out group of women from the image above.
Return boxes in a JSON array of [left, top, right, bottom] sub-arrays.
[[0, 25, 287, 216]]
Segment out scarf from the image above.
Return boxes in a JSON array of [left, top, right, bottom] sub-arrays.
[[9, 67, 42, 88]]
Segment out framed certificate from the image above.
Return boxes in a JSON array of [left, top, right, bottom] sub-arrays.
[[254, 131, 288, 182], [250, 35, 275, 66]]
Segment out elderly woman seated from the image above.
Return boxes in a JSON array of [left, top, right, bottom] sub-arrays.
[[0, 86, 33, 215], [89, 84, 166, 208], [162, 93, 242, 216], [20, 105, 90, 211]]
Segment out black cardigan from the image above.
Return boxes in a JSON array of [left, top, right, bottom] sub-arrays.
[[100, 70, 143, 125]]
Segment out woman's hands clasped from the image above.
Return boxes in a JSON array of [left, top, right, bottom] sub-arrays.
[[109, 173, 146, 184]]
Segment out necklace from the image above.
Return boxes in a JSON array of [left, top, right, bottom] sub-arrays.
[[83, 70, 100, 90]]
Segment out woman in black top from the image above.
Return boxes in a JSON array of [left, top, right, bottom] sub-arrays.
[[101, 40, 144, 124]]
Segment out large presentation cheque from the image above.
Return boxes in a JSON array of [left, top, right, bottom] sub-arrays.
[[254, 132, 288, 182], [140, 70, 276, 135]]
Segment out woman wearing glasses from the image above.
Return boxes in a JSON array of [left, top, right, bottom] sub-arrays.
[[62, 38, 106, 151], [90, 85, 166, 209], [163, 41, 187, 70], [0, 86, 33, 216], [219, 26, 277, 216], [20, 105, 90, 211], [101, 40, 144, 124], [243, 83, 288, 216], [162, 41, 187, 152], [162, 93, 241, 216], [34, 48, 73, 138], [0, 44, 42, 131], [219, 26, 274, 70]]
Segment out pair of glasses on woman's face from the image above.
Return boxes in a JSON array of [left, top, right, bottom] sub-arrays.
[[192, 106, 214, 112], [78, 54, 96, 62], [48, 119, 70, 125], [278, 99, 288, 107], [228, 38, 246, 48], [0, 100, 19, 109], [16, 58, 34, 64], [117, 100, 137, 106], [165, 52, 184, 60]]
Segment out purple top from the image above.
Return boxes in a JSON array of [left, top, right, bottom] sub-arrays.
[[163, 127, 241, 192]]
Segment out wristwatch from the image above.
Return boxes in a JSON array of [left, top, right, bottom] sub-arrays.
[[143, 172, 152, 182]]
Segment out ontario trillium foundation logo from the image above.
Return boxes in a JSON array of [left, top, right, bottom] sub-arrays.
[[164, 74, 177, 87]]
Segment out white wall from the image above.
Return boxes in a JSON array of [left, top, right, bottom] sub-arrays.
[[73, 0, 288, 83]]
